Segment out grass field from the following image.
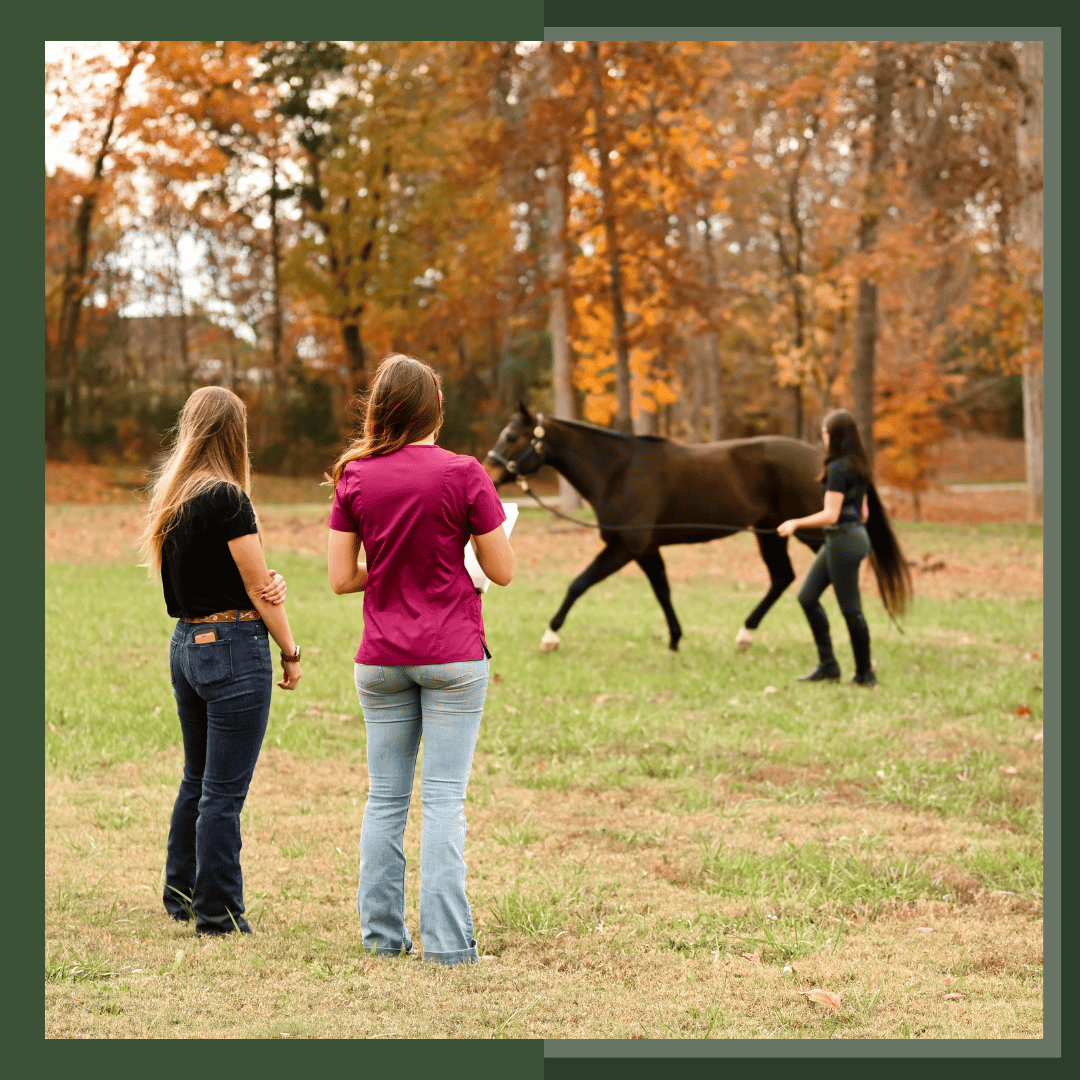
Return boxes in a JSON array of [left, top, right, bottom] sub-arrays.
[[45, 508, 1044, 1039]]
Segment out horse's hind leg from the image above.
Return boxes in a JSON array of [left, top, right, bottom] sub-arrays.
[[636, 552, 682, 651], [543, 541, 634, 651], [736, 532, 796, 650]]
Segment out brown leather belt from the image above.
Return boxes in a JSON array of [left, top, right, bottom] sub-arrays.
[[181, 609, 262, 624]]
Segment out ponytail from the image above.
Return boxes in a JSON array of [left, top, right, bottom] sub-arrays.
[[865, 483, 912, 618]]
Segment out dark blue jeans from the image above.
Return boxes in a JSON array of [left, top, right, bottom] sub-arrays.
[[164, 617, 273, 935]]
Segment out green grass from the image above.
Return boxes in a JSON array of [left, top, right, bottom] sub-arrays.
[[47, 525, 1043, 840], [45, 519, 1045, 1038]]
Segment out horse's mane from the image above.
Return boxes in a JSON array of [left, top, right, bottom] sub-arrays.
[[553, 417, 668, 445]]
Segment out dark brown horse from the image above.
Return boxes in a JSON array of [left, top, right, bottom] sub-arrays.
[[484, 405, 827, 652]]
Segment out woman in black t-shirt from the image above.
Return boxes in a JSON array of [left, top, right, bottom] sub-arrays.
[[777, 410, 911, 686], [138, 386, 303, 935]]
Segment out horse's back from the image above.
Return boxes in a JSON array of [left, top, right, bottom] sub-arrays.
[[656, 436, 822, 525], [674, 436, 820, 480]]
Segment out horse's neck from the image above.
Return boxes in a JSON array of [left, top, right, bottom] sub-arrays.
[[544, 421, 630, 504]]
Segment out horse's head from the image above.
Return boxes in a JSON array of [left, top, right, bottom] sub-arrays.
[[483, 403, 547, 487]]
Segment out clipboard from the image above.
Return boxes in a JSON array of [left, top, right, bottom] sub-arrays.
[[464, 502, 519, 592]]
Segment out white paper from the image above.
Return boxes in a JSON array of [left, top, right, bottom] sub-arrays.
[[464, 502, 519, 592]]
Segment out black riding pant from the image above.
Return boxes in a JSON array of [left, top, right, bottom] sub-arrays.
[[798, 523, 873, 673]]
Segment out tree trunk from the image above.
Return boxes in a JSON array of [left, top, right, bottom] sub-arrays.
[[541, 45, 581, 509], [1016, 40, 1044, 520], [689, 339, 704, 441], [589, 42, 632, 433], [707, 335, 723, 441], [269, 154, 286, 440], [777, 119, 816, 441], [703, 222, 723, 440], [169, 223, 191, 395], [851, 43, 896, 468], [341, 318, 366, 399], [852, 278, 878, 457], [821, 305, 847, 416]]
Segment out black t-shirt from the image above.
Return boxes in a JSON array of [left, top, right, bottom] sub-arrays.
[[162, 483, 259, 618], [823, 458, 868, 524]]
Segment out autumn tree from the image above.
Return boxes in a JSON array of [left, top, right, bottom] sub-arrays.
[[47, 41, 147, 453]]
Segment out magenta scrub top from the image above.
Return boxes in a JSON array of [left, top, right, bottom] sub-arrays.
[[328, 444, 507, 666]]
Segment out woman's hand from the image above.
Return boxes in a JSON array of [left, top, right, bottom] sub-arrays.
[[777, 519, 800, 538], [278, 659, 302, 690], [262, 569, 287, 605]]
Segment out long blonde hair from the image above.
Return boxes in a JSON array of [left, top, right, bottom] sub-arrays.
[[138, 386, 252, 574], [325, 354, 442, 486]]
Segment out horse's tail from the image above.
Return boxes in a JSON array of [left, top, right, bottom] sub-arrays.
[[866, 483, 913, 618]]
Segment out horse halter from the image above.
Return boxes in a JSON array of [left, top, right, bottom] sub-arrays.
[[486, 415, 547, 490]]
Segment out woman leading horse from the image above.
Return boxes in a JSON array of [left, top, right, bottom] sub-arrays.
[[777, 409, 911, 686]]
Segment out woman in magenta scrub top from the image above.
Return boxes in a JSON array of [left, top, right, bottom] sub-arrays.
[[327, 354, 515, 965]]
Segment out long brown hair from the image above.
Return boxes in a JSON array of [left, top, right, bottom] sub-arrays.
[[820, 408, 913, 618], [138, 386, 252, 574], [325, 354, 443, 486]]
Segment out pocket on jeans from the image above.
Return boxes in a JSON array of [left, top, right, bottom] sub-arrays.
[[355, 664, 385, 691], [187, 640, 233, 686]]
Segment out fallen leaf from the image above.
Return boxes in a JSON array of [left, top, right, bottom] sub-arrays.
[[741, 949, 762, 966], [1016, 705, 1032, 718], [1000, 765, 1018, 775], [1033, 731, 1043, 742], [49, 723, 58, 733], [944, 977, 954, 986], [944, 992, 966, 1001], [763, 685, 779, 694], [505, 705, 519, 714], [958, 635, 972, 645], [594, 694, 613, 705], [1030, 652, 1040, 660], [955, 774, 968, 782], [797, 988, 842, 1010], [492, 673, 502, 683]]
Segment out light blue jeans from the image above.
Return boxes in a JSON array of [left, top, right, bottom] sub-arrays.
[[354, 658, 488, 965]]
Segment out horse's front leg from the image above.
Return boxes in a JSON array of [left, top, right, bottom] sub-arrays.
[[636, 551, 682, 652], [542, 541, 635, 652]]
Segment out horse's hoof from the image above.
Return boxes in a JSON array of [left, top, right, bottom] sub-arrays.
[[735, 627, 754, 651], [540, 629, 561, 653]]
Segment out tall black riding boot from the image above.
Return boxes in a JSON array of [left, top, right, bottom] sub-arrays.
[[844, 611, 877, 686], [798, 602, 841, 682]]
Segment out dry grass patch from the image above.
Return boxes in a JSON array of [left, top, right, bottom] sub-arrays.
[[46, 503, 1043, 607], [47, 749, 1041, 1039]]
